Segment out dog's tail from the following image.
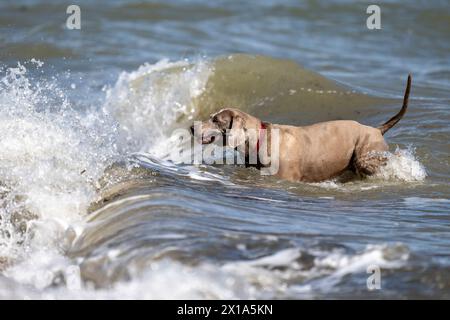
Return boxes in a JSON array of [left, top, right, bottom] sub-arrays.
[[378, 74, 411, 135]]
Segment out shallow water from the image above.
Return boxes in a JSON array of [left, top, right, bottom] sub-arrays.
[[0, 0, 449, 299]]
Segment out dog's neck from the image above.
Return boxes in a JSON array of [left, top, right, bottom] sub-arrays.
[[245, 121, 271, 169], [256, 121, 267, 153]]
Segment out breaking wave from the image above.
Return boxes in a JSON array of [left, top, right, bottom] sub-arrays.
[[0, 57, 430, 299]]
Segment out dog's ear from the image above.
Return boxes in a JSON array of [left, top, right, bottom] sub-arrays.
[[227, 114, 246, 148]]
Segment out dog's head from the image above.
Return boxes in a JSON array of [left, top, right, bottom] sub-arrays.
[[190, 108, 260, 149]]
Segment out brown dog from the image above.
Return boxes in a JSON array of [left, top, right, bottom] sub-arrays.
[[191, 75, 411, 182]]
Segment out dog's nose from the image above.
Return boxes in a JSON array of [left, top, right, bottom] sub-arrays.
[[190, 125, 195, 136]]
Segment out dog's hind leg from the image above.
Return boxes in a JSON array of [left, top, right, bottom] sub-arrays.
[[353, 150, 388, 176]]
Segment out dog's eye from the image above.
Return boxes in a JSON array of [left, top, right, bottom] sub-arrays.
[[212, 116, 218, 123]]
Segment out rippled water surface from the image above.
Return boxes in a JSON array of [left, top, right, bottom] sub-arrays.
[[0, 0, 449, 299]]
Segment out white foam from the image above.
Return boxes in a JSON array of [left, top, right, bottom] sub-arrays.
[[0, 62, 117, 272], [103, 59, 212, 155], [0, 240, 411, 299], [1, 259, 256, 299], [374, 146, 427, 182], [404, 197, 450, 204], [290, 243, 409, 294], [304, 146, 426, 191]]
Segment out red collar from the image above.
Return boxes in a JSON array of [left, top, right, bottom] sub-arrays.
[[256, 122, 267, 152]]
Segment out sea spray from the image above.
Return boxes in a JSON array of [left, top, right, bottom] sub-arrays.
[[103, 59, 212, 155], [375, 146, 427, 182], [0, 61, 118, 272]]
